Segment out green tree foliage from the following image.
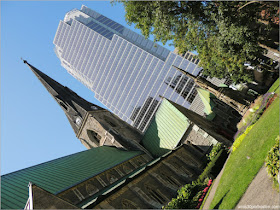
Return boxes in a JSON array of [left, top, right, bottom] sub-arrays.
[[118, 1, 279, 83], [265, 135, 279, 185], [164, 180, 207, 209]]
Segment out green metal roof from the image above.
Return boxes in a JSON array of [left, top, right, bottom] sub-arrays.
[[1, 146, 142, 209], [218, 83, 228, 88], [205, 112, 216, 121], [142, 99, 190, 157], [196, 87, 217, 115]]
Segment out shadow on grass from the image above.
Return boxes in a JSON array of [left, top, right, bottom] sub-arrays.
[[213, 190, 229, 209]]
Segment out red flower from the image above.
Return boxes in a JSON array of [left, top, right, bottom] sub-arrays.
[[199, 198, 203, 202], [203, 187, 209, 192]]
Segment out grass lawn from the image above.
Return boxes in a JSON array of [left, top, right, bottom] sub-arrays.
[[209, 95, 279, 209], [268, 78, 279, 93]]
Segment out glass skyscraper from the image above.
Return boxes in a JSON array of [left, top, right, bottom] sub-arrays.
[[53, 5, 224, 132]]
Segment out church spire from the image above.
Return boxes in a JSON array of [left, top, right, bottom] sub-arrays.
[[173, 65, 253, 115], [23, 60, 103, 136]]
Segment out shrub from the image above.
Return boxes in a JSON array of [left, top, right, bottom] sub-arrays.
[[164, 148, 228, 209], [164, 180, 208, 209], [265, 135, 279, 188], [207, 143, 223, 161], [232, 124, 255, 152], [198, 149, 228, 182]]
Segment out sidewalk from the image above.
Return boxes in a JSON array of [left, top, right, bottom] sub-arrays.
[[202, 161, 280, 210], [235, 165, 280, 210]]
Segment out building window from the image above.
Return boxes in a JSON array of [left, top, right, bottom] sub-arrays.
[[231, 110, 240, 117], [122, 199, 138, 209], [59, 102, 68, 111], [186, 87, 198, 103], [86, 183, 98, 196], [106, 173, 118, 184], [122, 164, 133, 174], [145, 184, 166, 204], [212, 98, 226, 107], [91, 105, 98, 110], [111, 128, 119, 135], [160, 172, 180, 187], [136, 157, 145, 166], [87, 130, 101, 146]]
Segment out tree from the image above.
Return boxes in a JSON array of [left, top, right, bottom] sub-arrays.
[[118, 1, 279, 83]]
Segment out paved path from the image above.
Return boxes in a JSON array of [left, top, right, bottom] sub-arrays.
[[202, 162, 280, 210], [235, 165, 280, 210]]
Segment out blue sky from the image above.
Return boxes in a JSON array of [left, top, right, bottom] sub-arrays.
[[1, 1, 175, 175]]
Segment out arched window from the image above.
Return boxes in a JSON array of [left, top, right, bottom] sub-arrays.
[[231, 109, 241, 117], [87, 130, 101, 146], [122, 164, 133, 174], [145, 184, 166, 204], [160, 172, 180, 187], [106, 173, 118, 184], [213, 98, 225, 107], [86, 183, 98, 196], [59, 101, 68, 111], [122, 199, 138, 209], [229, 101, 238, 108]]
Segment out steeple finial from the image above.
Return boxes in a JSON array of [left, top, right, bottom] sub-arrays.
[[173, 65, 197, 81], [173, 66, 251, 115]]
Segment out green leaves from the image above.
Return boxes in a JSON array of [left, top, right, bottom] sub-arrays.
[[164, 181, 207, 209], [265, 136, 279, 180], [118, 1, 278, 83]]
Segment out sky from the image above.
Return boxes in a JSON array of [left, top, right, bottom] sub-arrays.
[[1, 1, 175, 175]]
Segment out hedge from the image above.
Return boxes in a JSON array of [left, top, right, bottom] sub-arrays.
[[164, 147, 228, 209]]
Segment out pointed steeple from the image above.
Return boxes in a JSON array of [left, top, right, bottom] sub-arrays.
[[23, 60, 103, 136], [173, 65, 217, 90], [173, 65, 197, 81], [173, 65, 252, 115]]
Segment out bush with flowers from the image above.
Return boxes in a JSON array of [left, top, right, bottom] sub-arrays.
[[164, 147, 228, 209], [164, 178, 211, 209], [195, 179, 213, 209]]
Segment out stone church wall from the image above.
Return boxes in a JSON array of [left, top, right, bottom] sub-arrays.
[[93, 145, 205, 209]]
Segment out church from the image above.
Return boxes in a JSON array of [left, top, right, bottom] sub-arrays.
[[1, 61, 233, 209]]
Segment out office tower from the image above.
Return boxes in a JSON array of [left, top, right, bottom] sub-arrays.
[[53, 5, 222, 132]]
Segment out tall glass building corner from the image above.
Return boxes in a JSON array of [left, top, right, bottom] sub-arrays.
[[53, 5, 226, 132]]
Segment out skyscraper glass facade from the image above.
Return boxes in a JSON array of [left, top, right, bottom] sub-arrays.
[[53, 5, 212, 132]]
